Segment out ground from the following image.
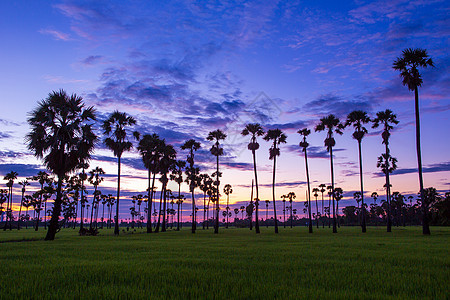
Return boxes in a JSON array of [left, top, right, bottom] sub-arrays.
[[1, 226, 449, 299]]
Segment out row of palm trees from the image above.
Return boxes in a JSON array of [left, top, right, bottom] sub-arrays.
[[19, 48, 434, 240]]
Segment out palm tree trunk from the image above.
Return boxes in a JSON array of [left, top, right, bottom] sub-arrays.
[[80, 168, 85, 231], [214, 154, 220, 234], [155, 184, 164, 233], [330, 146, 337, 233], [283, 201, 286, 228], [45, 175, 64, 240], [385, 143, 392, 233], [162, 180, 167, 232], [18, 191, 24, 230], [272, 154, 279, 234], [358, 140, 367, 233], [202, 192, 205, 230], [90, 186, 97, 230], [304, 149, 313, 233], [114, 156, 121, 235], [147, 172, 156, 233], [191, 188, 196, 234], [414, 87, 429, 235], [315, 196, 319, 229], [226, 195, 229, 228], [249, 149, 260, 234]]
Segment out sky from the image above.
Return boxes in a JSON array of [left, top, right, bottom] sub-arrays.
[[0, 0, 449, 220]]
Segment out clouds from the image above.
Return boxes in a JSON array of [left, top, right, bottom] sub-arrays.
[[39, 29, 71, 41], [303, 94, 375, 118], [373, 161, 450, 177]]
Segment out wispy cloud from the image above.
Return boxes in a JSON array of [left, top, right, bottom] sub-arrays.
[[39, 29, 71, 41]]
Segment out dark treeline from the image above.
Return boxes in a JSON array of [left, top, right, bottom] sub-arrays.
[[0, 48, 447, 240]]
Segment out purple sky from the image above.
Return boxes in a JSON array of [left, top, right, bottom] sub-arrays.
[[0, 0, 448, 219]]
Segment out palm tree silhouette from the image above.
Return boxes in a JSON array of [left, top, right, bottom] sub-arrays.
[[223, 184, 233, 228], [199, 173, 211, 229], [27, 90, 96, 240], [312, 187, 320, 228], [315, 114, 343, 233], [334, 187, 344, 227], [156, 144, 176, 233], [281, 194, 287, 228], [241, 123, 265, 234], [102, 110, 138, 235], [372, 109, 399, 232], [88, 167, 105, 230], [298, 128, 313, 233], [393, 48, 434, 235], [3, 171, 18, 230], [17, 180, 29, 230], [170, 160, 186, 230], [345, 110, 371, 232], [207, 130, 226, 234], [264, 200, 270, 227], [138, 133, 164, 233], [263, 128, 287, 234], [181, 139, 201, 234], [287, 192, 296, 228]]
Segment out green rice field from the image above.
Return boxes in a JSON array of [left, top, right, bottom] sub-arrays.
[[1, 226, 449, 299]]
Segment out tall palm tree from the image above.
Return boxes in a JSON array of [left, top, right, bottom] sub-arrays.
[[393, 48, 434, 235], [287, 192, 296, 228], [156, 143, 176, 233], [264, 200, 270, 227], [281, 194, 287, 228], [207, 130, 226, 234], [372, 109, 399, 232], [102, 111, 138, 235], [181, 139, 201, 233], [17, 180, 29, 230], [27, 90, 96, 240], [298, 128, 313, 233], [263, 128, 287, 234], [334, 187, 344, 226], [223, 184, 233, 228], [199, 173, 211, 229], [312, 187, 320, 228], [3, 171, 18, 230], [345, 110, 371, 232], [319, 183, 326, 216], [88, 167, 105, 230], [170, 159, 185, 229], [138, 133, 164, 233], [315, 114, 343, 233], [241, 123, 265, 234]]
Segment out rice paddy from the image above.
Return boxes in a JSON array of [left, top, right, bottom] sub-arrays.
[[1, 226, 449, 299]]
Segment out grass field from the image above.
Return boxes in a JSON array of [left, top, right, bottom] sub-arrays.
[[1, 226, 449, 299]]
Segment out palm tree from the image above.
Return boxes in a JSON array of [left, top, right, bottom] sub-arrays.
[[102, 111, 138, 235], [241, 123, 265, 234], [26, 90, 96, 240], [315, 114, 343, 233], [88, 167, 105, 230], [263, 129, 287, 234], [77, 162, 89, 231], [181, 139, 201, 233], [344, 110, 371, 232], [156, 143, 176, 232], [207, 130, 227, 234], [393, 48, 434, 235], [264, 200, 270, 227], [170, 160, 185, 230], [334, 187, 344, 226], [372, 109, 399, 232], [371, 192, 378, 205], [298, 128, 313, 233], [17, 180, 29, 230], [223, 184, 233, 228], [138, 133, 164, 233], [199, 173, 211, 229], [3, 171, 18, 230], [287, 192, 296, 228], [312, 187, 320, 228]]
